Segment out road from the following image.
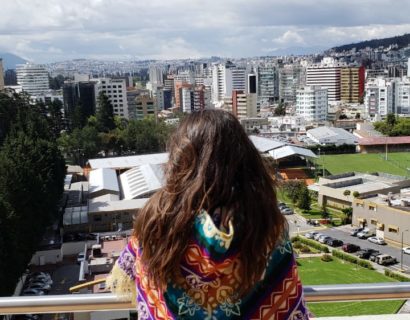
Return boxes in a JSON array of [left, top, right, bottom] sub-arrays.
[[286, 214, 410, 273]]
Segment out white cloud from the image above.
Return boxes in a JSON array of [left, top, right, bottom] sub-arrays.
[[0, 0, 410, 62]]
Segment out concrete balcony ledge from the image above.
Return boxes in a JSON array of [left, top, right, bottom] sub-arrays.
[[318, 316, 410, 320], [1, 283, 410, 317]]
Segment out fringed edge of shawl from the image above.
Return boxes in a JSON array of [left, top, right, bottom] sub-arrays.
[[106, 262, 137, 305]]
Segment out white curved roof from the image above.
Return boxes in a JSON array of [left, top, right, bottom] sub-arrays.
[[120, 164, 164, 200], [249, 135, 285, 152], [269, 145, 318, 160], [88, 153, 168, 170]]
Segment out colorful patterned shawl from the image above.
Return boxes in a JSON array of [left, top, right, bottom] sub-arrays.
[[107, 211, 310, 319]]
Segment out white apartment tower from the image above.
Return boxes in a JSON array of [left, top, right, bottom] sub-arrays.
[[96, 78, 129, 118], [0, 59, 4, 90], [364, 78, 395, 118], [306, 57, 344, 102], [16, 63, 49, 96], [211, 62, 247, 104], [296, 86, 328, 122], [395, 78, 410, 115]]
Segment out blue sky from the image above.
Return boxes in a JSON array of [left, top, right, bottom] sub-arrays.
[[1, 0, 410, 63]]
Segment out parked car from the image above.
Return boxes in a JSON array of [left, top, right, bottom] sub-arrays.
[[342, 243, 361, 253], [304, 231, 319, 239], [356, 248, 379, 259], [22, 289, 45, 296], [281, 208, 294, 215], [307, 219, 320, 226], [77, 252, 86, 264], [369, 252, 383, 262], [374, 254, 397, 265], [368, 237, 386, 245], [357, 229, 374, 239], [318, 235, 332, 244], [326, 238, 343, 247], [403, 247, 410, 255], [313, 233, 324, 241], [350, 227, 364, 236]]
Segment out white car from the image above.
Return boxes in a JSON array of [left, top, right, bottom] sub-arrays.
[[304, 231, 318, 239], [314, 233, 324, 241], [402, 247, 410, 254], [318, 236, 331, 244], [368, 237, 386, 245]]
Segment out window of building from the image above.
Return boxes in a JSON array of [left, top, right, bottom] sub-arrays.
[[93, 216, 102, 222], [388, 225, 399, 233], [370, 219, 377, 225], [369, 205, 376, 212]]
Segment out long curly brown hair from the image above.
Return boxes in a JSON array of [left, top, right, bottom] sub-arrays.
[[133, 109, 286, 292]]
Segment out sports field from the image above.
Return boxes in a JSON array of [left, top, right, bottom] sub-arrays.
[[316, 152, 410, 176], [298, 257, 405, 317]]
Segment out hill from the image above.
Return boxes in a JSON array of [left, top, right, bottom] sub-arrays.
[[0, 52, 27, 70], [329, 33, 410, 53]]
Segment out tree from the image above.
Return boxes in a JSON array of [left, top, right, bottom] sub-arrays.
[[274, 102, 286, 116], [297, 185, 311, 211], [352, 191, 360, 198], [341, 207, 353, 224], [70, 103, 87, 130], [282, 180, 304, 207], [321, 203, 329, 219], [46, 99, 64, 138], [96, 92, 115, 133], [343, 190, 351, 196]]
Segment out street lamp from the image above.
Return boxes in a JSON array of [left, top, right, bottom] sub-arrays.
[[401, 229, 409, 271]]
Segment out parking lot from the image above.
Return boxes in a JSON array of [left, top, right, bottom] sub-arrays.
[[285, 212, 410, 273]]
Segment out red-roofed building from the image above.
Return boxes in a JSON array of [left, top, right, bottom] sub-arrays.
[[358, 136, 410, 153]]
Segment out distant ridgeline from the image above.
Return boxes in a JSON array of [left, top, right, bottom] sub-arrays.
[[328, 33, 410, 53]]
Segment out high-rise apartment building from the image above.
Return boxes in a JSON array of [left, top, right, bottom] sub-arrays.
[[134, 93, 156, 120], [296, 86, 328, 122], [257, 65, 279, 106], [306, 57, 344, 102], [96, 78, 129, 118], [148, 66, 164, 86], [211, 62, 247, 103], [364, 78, 394, 118], [63, 81, 97, 120], [16, 63, 49, 96], [4, 69, 17, 86], [225, 90, 257, 119], [279, 65, 305, 104], [340, 66, 365, 103], [0, 59, 4, 90], [395, 78, 410, 115]]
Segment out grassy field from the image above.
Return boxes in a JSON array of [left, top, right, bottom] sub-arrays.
[[298, 257, 404, 317], [316, 152, 410, 176]]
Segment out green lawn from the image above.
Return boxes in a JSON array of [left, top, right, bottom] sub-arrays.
[[316, 152, 410, 176], [298, 257, 404, 317]]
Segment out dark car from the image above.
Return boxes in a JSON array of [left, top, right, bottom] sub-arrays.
[[342, 243, 361, 253], [326, 238, 343, 247], [356, 248, 379, 259]]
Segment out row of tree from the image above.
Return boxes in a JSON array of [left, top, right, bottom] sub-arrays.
[[58, 92, 174, 165], [374, 113, 410, 136], [280, 180, 311, 211], [0, 92, 65, 295]]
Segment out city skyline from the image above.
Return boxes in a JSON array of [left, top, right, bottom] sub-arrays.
[[1, 0, 410, 63]]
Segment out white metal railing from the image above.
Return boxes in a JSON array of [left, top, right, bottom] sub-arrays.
[[1, 282, 410, 314]]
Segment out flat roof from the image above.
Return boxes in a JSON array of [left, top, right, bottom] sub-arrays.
[[87, 153, 169, 170], [88, 198, 149, 213]]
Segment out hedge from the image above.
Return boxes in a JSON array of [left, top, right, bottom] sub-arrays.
[[385, 269, 410, 282], [332, 250, 374, 269], [293, 236, 329, 253]]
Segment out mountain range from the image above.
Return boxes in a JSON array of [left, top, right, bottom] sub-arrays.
[[0, 52, 27, 70]]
